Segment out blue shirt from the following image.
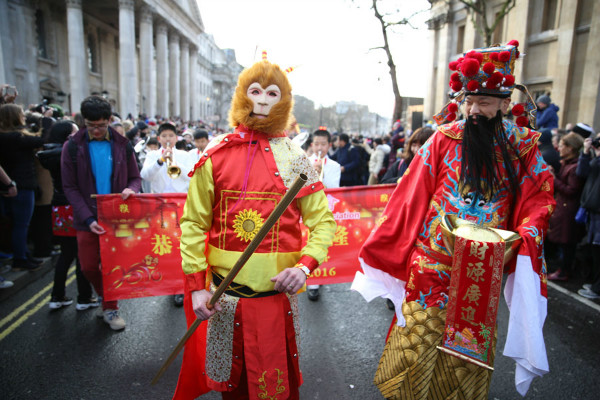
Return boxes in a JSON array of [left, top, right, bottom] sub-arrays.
[[88, 140, 113, 194]]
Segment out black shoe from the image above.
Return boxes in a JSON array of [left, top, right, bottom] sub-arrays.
[[307, 288, 320, 301], [173, 294, 184, 307], [12, 258, 42, 271], [27, 255, 44, 265], [386, 299, 395, 311]]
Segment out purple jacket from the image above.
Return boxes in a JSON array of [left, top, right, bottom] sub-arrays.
[[61, 126, 141, 231]]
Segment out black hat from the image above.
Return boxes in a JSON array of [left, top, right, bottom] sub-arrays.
[[572, 123, 593, 138]]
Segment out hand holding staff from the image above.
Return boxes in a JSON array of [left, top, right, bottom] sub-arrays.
[[151, 173, 308, 385]]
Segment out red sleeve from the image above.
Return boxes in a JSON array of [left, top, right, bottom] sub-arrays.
[[358, 133, 442, 281], [184, 270, 207, 292], [508, 142, 556, 297]]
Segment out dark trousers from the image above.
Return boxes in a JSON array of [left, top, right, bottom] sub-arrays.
[[1, 189, 35, 259], [51, 236, 93, 302], [30, 204, 54, 257], [76, 230, 118, 310]]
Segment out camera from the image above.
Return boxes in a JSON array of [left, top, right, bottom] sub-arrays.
[[592, 138, 600, 149]]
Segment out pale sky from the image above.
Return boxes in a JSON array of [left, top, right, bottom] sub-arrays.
[[196, 0, 432, 118]]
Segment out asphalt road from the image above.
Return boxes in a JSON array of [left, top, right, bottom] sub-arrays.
[[1, 267, 599, 400]]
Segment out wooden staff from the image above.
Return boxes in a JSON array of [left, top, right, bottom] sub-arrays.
[[151, 173, 308, 385]]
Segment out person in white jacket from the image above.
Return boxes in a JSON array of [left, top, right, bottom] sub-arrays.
[[140, 122, 193, 306], [366, 138, 391, 185], [306, 128, 341, 301]]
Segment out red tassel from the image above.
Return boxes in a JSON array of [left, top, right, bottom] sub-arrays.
[[507, 39, 519, 47], [451, 81, 463, 92], [449, 61, 459, 71], [504, 74, 515, 86], [447, 112, 457, 122], [499, 51, 511, 62], [448, 103, 458, 113]]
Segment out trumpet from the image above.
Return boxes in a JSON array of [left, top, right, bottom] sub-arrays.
[[316, 151, 325, 182], [165, 142, 181, 179]]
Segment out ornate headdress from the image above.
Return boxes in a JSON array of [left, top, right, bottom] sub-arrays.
[[434, 40, 537, 128]]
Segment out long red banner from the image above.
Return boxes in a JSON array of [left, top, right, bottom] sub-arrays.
[[98, 185, 395, 301]]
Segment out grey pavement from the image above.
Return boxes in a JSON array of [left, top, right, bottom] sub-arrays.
[[1, 257, 599, 399]]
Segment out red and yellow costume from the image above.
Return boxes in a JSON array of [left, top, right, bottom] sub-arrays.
[[173, 59, 336, 400], [353, 118, 555, 399]]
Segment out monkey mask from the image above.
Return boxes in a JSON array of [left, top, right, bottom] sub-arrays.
[[228, 60, 293, 136]]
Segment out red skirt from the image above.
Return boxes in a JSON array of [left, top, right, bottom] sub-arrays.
[[173, 292, 301, 400]]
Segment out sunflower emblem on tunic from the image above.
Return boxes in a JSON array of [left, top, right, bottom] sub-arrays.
[[232, 209, 264, 242]]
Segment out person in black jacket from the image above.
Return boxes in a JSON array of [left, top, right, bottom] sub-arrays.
[[331, 133, 362, 186], [37, 121, 98, 310], [537, 128, 560, 173], [577, 133, 600, 299], [0, 104, 45, 270], [380, 127, 434, 184]]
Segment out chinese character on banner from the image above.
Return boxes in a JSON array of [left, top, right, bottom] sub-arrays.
[[380, 193, 389, 203], [119, 203, 130, 213], [151, 234, 173, 256], [469, 241, 488, 260], [332, 226, 349, 246], [466, 262, 485, 282]]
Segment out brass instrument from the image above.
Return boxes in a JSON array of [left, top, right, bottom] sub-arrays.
[[165, 142, 181, 179], [317, 151, 325, 182]]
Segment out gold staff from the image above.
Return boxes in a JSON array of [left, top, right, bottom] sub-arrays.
[[151, 173, 308, 385]]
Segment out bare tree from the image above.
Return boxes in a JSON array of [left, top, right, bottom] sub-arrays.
[[369, 0, 429, 124], [457, 0, 516, 46]]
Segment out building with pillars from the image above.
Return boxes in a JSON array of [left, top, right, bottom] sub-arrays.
[[424, 0, 600, 132], [0, 0, 242, 123]]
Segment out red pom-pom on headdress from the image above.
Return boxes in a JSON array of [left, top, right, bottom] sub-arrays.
[[465, 50, 484, 64], [503, 74, 515, 86], [461, 58, 480, 77], [466, 80, 479, 91], [490, 52, 499, 62], [516, 116, 529, 127], [449, 61, 459, 71], [511, 103, 525, 116], [482, 62, 496, 75], [486, 71, 504, 87], [448, 102, 458, 113], [446, 112, 457, 122], [507, 39, 519, 47], [498, 51, 511, 62], [450, 72, 461, 82], [451, 81, 463, 92]]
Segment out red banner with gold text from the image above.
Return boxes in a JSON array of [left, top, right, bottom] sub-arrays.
[[98, 185, 395, 301]]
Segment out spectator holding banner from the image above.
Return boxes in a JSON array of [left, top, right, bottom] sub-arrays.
[[61, 95, 141, 330]]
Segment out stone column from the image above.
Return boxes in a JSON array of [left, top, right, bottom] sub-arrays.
[[66, 0, 89, 113], [155, 22, 169, 118], [552, 0, 578, 126], [118, 0, 137, 117], [139, 5, 154, 117], [180, 40, 190, 121], [578, 1, 600, 131], [169, 32, 180, 118], [189, 45, 199, 121]]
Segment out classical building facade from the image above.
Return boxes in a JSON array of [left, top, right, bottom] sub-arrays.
[[0, 0, 242, 122], [424, 0, 600, 131]]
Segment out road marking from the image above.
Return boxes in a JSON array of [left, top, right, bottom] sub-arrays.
[[547, 281, 600, 313], [0, 270, 76, 341]]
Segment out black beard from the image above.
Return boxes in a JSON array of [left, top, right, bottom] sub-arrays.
[[460, 111, 521, 206]]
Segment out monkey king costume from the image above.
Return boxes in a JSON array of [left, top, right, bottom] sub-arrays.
[[352, 41, 555, 399], [173, 57, 336, 400]]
